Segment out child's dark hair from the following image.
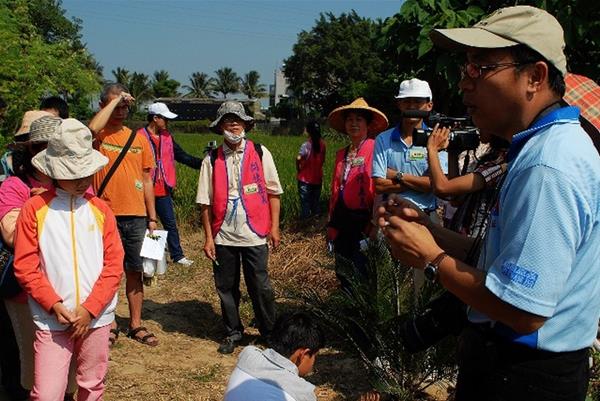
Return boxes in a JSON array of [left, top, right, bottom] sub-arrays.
[[40, 96, 69, 119], [305, 120, 321, 154], [269, 312, 325, 358], [12, 146, 38, 184]]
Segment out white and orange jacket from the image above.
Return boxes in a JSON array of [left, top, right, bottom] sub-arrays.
[[13, 189, 124, 331]]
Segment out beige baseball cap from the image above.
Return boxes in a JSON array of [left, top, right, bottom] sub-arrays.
[[430, 6, 567, 76]]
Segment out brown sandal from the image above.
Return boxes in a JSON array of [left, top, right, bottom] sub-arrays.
[[126, 326, 158, 347]]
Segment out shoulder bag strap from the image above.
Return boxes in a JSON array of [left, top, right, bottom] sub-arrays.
[[97, 130, 137, 197]]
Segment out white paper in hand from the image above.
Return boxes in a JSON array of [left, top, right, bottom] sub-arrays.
[[140, 229, 168, 260]]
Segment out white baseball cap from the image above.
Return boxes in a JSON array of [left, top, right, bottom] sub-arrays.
[[148, 102, 178, 119], [395, 78, 433, 100]]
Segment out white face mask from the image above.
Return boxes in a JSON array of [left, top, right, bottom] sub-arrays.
[[223, 130, 245, 145]]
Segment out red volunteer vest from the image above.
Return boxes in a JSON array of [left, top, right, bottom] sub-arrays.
[[211, 140, 271, 238], [328, 138, 375, 217], [297, 139, 326, 185], [139, 127, 177, 189]]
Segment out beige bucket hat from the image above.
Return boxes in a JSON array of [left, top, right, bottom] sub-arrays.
[[209, 101, 254, 134], [327, 97, 389, 137], [32, 118, 108, 180], [15, 110, 53, 138], [430, 6, 567, 76]]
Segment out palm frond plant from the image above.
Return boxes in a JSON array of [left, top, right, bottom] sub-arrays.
[[299, 237, 457, 400]]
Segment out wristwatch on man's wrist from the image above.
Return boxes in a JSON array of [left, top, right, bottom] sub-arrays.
[[394, 171, 404, 183], [424, 252, 448, 283]]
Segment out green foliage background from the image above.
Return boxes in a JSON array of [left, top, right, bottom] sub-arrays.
[[0, 0, 102, 135], [284, 0, 600, 120]]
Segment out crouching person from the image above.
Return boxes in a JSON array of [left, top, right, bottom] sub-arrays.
[[13, 119, 124, 401], [197, 101, 283, 354], [224, 312, 324, 401]]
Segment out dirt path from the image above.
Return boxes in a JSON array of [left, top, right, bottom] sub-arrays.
[[103, 229, 371, 401]]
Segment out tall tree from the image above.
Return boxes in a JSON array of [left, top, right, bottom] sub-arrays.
[[241, 70, 267, 99], [284, 11, 385, 114], [213, 67, 240, 98], [128, 72, 152, 112], [183, 72, 215, 98], [0, 0, 100, 132], [111, 67, 131, 87], [152, 69, 180, 98]]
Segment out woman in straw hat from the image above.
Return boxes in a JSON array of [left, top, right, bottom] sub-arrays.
[[13, 118, 124, 401], [326, 98, 388, 291]]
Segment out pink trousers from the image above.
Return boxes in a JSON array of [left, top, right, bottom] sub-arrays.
[[30, 325, 110, 401]]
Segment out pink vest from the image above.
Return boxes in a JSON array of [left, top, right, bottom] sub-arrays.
[[211, 141, 271, 238], [297, 139, 326, 185], [328, 138, 375, 215], [140, 128, 177, 189]]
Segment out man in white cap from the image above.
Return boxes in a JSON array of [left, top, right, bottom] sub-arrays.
[[139, 102, 201, 267], [372, 78, 448, 291], [379, 6, 600, 400], [372, 78, 448, 217], [196, 101, 282, 354]]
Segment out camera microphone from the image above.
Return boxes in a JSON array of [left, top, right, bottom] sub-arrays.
[[401, 110, 430, 119]]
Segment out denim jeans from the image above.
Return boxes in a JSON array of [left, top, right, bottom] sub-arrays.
[[297, 180, 321, 219], [155, 195, 185, 262]]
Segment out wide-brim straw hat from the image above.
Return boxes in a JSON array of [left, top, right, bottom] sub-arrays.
[[15, 110, 53, 138], [209, 101, 254, 134], [32, 118, 108, 180], [327, 97, 389, 137]]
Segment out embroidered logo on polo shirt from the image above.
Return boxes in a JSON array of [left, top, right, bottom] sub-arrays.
[[500, 261, 538, 289]]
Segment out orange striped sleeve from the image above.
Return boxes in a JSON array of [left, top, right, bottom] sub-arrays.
[[13, 194, 61, 312]]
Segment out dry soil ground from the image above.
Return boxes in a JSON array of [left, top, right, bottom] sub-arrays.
[[101, 227, 373, 401]]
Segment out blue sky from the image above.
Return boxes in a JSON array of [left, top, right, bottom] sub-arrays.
[[62, 0, 404, 97]]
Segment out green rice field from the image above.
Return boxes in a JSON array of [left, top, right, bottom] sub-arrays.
[[171, 132, 347, 227]]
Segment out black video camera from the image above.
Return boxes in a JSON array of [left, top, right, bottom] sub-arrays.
[[405, 110, 480, 151], [203, 140, 217, 155]]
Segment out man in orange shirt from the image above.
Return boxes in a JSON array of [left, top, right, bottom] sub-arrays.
[[89, 83, 160, 347]]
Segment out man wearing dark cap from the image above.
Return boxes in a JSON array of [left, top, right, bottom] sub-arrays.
[[379, 6, 600, 401]]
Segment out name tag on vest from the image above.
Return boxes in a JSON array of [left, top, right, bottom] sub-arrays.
[[351, 156, 365, 167], [408, 149, 425, 161], [243, 183, 259, 194]]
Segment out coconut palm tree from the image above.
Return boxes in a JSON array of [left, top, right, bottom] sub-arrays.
[[241, 70, 267, 99], [213, 67, 240, 98], [183, 72, 215, 98], [152, 69, 180, 98], [111, 67, 131, 87], [128, 72, 152, 113]]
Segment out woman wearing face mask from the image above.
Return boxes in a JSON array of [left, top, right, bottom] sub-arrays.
[[196, 101, 284, 354], [326, 98, 388, 292]]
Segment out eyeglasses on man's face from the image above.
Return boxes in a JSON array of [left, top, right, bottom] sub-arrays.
[[460, 62, 528, 79]]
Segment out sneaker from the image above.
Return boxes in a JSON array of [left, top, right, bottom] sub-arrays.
[[175, 257, 194, 267]]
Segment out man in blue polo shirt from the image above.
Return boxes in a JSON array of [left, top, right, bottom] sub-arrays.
[[372, 78, 448, 215], [372, 78, 447, 290], [379, 6, 600, 401]]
